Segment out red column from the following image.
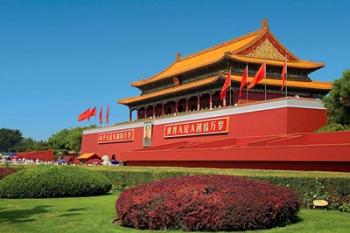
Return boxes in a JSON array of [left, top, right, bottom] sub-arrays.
[[161, 103, 164, 116], [175, 101, 178, 114], [186, 98, 189, 112], [197, 96, 200, 111], [209, 94, 213, 110], [152, 105, 155, 118]]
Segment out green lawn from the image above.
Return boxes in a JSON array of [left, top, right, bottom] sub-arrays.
[[0, 193, 349, 233]]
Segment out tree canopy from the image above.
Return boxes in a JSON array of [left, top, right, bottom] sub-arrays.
[[0, 125, 95, 154], [323, 70, 350, 125], [15, 138, 49, 152], [48, 125, 95, 154], [0, 128, 23, 152]]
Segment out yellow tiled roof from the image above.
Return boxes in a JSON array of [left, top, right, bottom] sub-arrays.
[[118, 75, 332, 105], [132, 30, 262, 87], [132, 21, 324, 88], [77, 153, 96, 159]]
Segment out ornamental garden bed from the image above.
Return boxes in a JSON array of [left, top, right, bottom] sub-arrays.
[[115, 175, 300, 231]]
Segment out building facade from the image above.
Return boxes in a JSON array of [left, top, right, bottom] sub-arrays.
[[80, 20, 350, 172]]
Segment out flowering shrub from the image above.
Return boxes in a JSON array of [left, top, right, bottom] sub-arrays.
[[115, 175, 300, 231], [0, 168, 16, 180], [0, 166, 112, 198]]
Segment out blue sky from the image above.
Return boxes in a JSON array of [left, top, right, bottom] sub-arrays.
[[1, 0, 349, 140]]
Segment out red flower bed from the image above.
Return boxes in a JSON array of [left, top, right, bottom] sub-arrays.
[[115, 175, 299, 231], [0, 168, 16, 180]]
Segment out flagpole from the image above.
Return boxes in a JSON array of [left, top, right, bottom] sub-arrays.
[[285, 56, 288, 98], [229, 67, 232, 106], [246, 64, 249, 101], [264, 63, 267, 101]]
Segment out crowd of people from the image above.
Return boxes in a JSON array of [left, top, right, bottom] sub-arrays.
[[0, 155, 120, 166], [1, 157, 63, 165]]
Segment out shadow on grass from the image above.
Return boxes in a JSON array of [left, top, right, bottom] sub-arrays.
[[114, 216, 304, 232], [66, 208, 86, 212], [58, 213, 81, 217], [269, 215, 304, 231], [0, 205, 52, 224], [57, 207, 87, 218]]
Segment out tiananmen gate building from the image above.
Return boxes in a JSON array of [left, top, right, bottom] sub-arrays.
[[80, 20, 350, 172]]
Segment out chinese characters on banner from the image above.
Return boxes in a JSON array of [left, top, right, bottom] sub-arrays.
[[97, 129, 134, 144], [164, 117, 229, 138]]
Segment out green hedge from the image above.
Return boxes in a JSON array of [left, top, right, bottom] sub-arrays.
[[87, 166, 350, 212], [0, 165, 112, 198], [317, 122, 350, 132]]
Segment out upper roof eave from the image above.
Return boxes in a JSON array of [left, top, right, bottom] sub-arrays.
[[131, 20, 325, 88], [131, 28, 264, 88]]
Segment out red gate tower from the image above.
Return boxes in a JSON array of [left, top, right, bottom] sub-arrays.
[[81, 20, 350, 172]]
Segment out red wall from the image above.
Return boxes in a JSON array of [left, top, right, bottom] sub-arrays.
[[81, 128, 144, 161], [81, 106, 327, 159], [287, 108, 327, 134], [119, 131, 350, 172], [16, 150, 54, 161]]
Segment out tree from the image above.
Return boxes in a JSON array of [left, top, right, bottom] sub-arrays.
[[15, 138, 49, 152], [323, 70, 350, 125], [48, 125, 95, 154], [0, 128, 23, 152]]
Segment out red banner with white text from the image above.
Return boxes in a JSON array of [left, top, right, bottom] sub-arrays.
[[164, 117, 229, 138], [98, 129, 134, 144]]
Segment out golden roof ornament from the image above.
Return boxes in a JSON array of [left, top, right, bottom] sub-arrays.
[[262, 18, 269, 30], [175, 52, 181, 62]]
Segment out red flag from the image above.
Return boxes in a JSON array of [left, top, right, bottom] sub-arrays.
[[87, 107, 96, 121], [99, 107, 103, 124], [105, 105, 110, 124], [220, 69, 231, 100], [281, 57, 287, 91], [78, 108, 91, 122], [247, 63, 266, 90], [239, 65, 248, 97]]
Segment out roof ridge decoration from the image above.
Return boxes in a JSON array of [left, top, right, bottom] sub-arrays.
[[246, 39, 286, 61], [234, 24, 299, 61], [229, 54, 324, 68]]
